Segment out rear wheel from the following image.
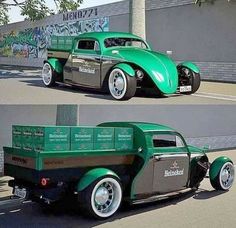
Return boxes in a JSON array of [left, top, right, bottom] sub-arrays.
[[78, 177, 122, 219], [179, 67, 201, 94], [42, 62, 56, 87], [108, 68, 136, 100]]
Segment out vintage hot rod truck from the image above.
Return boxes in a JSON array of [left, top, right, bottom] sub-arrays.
[[4, 122, 234, 219], [42, 32, 201, 100]]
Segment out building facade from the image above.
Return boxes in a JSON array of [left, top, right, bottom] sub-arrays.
[[0, 0, 236, 82]]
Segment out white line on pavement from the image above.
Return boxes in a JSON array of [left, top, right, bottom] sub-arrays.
[[0, 212, 5, 215], [9, 209, 21, 213], [192, 93, 236, 102]]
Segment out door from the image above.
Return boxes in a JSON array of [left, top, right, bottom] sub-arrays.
[[152, 133, 190, 194], [71, 39, 101, 88]]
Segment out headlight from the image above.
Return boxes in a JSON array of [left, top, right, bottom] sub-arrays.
[[136, 70, 144, 80]]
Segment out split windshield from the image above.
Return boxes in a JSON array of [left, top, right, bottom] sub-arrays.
[[104, 37, 148, 49]]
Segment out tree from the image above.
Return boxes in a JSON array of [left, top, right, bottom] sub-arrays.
[[0, 0, 83, 25]]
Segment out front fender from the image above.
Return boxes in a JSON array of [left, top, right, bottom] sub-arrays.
[[46, 58, 63, 74], [114, 63, 135, 77], [178, 61, 200, 74], [77, 168, 119, 192], [209, 156, 233, 180]]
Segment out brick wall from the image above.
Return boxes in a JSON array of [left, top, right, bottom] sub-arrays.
[[186, 135, 236, 151]]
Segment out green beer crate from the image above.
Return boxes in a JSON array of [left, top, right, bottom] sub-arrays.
[[71, 127, 94, 150], [22, 135, 34, 151], [12, 125, 23, 149], [33, 126, 70, 151], [12, 125, 23, 136], [115, 128, 133, 150], [12, 134, 22, 149], [94, 128, 114, 150]]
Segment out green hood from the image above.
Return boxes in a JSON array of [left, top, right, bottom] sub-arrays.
[[104, 48, 178, 94]]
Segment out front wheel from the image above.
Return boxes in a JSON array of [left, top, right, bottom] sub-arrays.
[[210, 159, 234, 191], [108, 68, 136, 100], [179, 67, 201, 94], [78, 177, 122, 219]]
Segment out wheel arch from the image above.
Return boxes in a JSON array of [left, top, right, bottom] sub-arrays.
[[178, 61, 200, 74], [77, 168, 120, 192], [45, 58, 63, 74], [209, 156, 233, 181]]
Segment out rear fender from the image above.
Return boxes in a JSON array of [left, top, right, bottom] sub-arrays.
[[77, 168, 119, 192], [114, 63, 135, 77], [45, 58, 63, 74]]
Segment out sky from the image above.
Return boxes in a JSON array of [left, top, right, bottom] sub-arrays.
[[7, 0, 123, 23]]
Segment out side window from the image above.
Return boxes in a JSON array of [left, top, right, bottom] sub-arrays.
[[153, 134, 185, 148], [77, 40, 95, 50]]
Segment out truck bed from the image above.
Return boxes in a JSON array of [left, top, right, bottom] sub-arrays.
[[4, 147, 137, 184]]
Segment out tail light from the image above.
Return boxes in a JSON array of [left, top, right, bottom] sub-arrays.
[[40, 178, 50, 186]]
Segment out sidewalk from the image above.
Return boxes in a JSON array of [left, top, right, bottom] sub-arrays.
[[0, 176, 13, 201]]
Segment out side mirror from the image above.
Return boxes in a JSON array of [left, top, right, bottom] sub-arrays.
[[203, 145, 210, 151]]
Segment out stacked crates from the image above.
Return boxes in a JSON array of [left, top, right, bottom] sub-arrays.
[[12, 125, 133, 152], [12, 125, 70, 152], [50, 36, 74, 51]]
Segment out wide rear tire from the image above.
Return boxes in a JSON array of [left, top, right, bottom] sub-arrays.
[[108, 68, 136, 100], [42, 62, 56, 87]]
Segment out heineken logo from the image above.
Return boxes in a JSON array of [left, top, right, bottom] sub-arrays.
[[75, 134, 92, 138], [118, 134, 131, 138], [164, 161, 184, 177], [97, 134, 112, 138], [79, 67, 95, 74], [49, 134, 68, 139]]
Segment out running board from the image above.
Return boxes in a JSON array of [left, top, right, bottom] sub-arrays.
[[131, 188, 193, 205]]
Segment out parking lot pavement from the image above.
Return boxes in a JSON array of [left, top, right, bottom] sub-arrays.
[[0, 65, 236, 104]]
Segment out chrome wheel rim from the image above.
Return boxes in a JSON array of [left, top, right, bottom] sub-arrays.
[[109, 69, 127, 100], [219, 162, 234, 190], [42, 63, 52, 86], [91, 177, 122, 218]]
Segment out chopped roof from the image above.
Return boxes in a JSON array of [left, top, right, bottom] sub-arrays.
[[77, 32, 143, 40], [99, 122, 175, 133]]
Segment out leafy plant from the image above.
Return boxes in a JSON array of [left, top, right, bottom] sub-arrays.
[[0, 0, 83, 25]]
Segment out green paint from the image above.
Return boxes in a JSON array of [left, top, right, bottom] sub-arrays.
[[77, 168, 119, 191], [178, 61, 200, 74], [114, 63, 135, 77], [209, 156, 233, 181], [47, 58, 63, 74]]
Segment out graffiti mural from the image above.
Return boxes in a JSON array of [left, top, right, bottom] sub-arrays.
[[0, 17, 109, 59]]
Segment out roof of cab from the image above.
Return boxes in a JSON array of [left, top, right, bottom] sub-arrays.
[[99, 122, 175, 133], [77, 32, 143, 41]]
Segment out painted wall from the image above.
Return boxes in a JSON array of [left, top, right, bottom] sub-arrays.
[[0, 17, 109, 59]]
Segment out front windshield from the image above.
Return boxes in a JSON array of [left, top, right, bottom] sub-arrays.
[[104, 37, 148, 49]]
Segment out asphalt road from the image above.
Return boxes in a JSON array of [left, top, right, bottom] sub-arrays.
[[0, 150, 236, 228], [0, 65, 236, 104]]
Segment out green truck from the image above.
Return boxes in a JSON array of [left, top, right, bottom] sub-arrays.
[[42, 32, 201, 100], [4, 122, 234, 219]]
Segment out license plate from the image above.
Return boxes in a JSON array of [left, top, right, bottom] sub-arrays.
[[179, 86, 192, 93], [14, 187, 27, 199]]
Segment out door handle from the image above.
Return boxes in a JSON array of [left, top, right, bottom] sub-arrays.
[[95, 57, 101, 61]]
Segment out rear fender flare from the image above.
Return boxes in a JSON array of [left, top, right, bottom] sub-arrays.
[[77, 168, 119, 192], [45, 58, 63, 74]]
